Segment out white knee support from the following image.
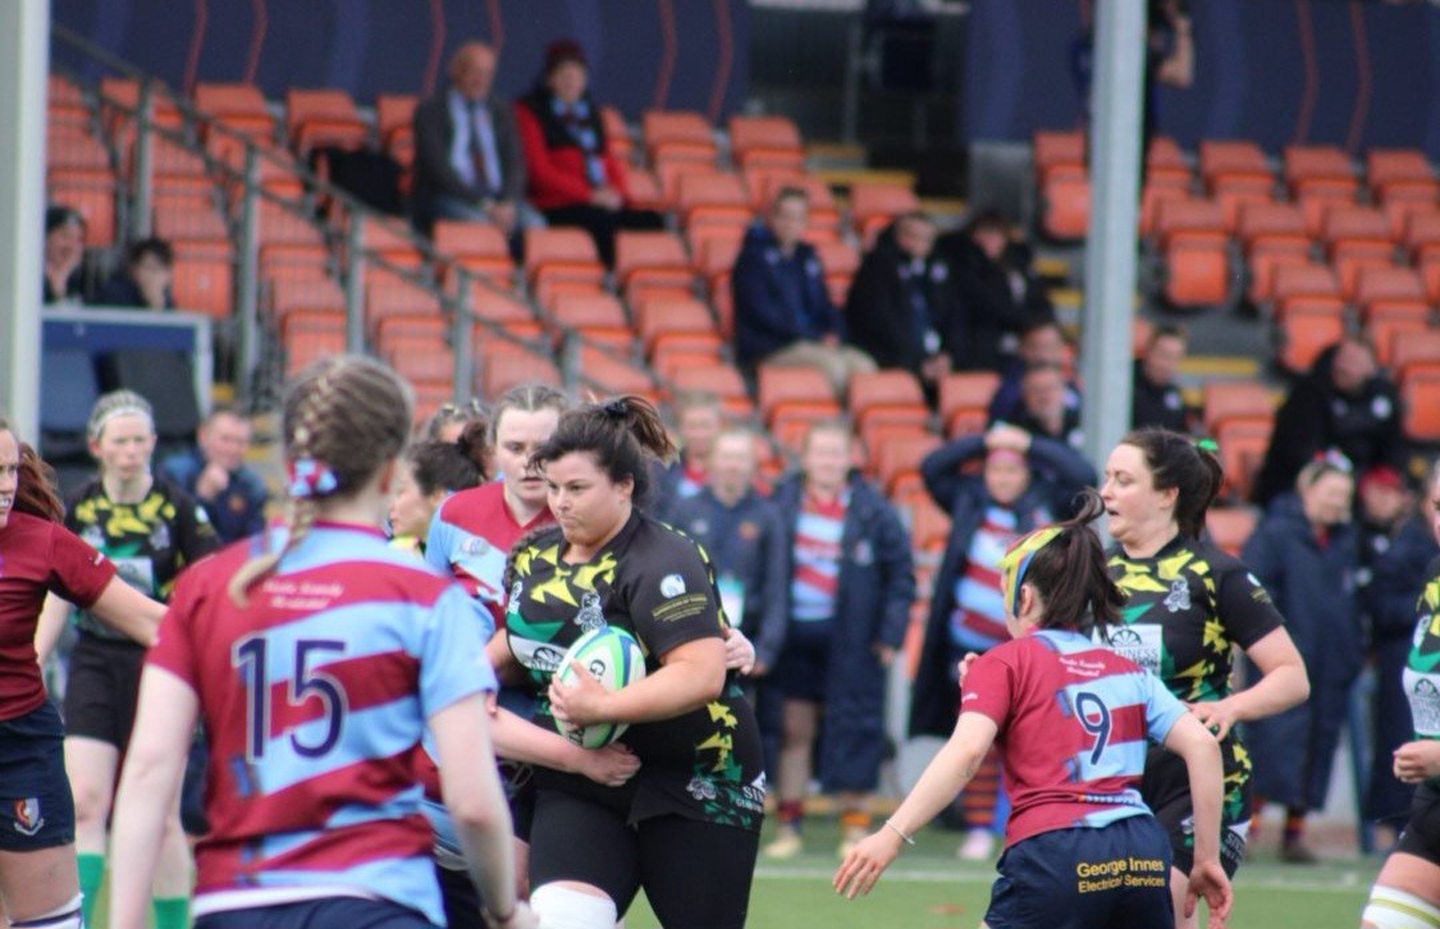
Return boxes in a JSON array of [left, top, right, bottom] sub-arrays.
[[11, 893, 84, 929], [1363, 886, 1440, 929], [530, 883, 618, 929]]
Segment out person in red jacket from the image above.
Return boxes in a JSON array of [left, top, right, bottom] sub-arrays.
[[513, 39, 661, 267]]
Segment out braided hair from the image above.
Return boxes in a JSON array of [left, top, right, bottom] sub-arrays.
[[228, 356, 413, 605]]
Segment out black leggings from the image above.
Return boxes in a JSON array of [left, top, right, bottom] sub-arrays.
[[528, 788, 759, 929]]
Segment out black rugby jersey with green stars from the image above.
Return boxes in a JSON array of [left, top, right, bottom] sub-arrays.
[[1105, 534, 1285, 821], [1406, 558, 1440, 788], [506, 512, 764, 832], [67, 478, 218, 640]]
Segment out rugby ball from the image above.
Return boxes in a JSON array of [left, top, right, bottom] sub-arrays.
[[552, 626, 647, 749]]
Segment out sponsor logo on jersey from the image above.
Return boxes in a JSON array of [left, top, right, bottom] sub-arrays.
[[12, 798, 43, 837], [660, 573, 687, 598]]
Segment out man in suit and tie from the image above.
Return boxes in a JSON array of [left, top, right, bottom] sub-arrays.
[[412, 41, 527, 240]]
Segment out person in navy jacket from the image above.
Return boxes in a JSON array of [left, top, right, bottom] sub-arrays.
[[666, 427, 788, 676], [762, 421, 914, 860], [732, 188, 875, 394]]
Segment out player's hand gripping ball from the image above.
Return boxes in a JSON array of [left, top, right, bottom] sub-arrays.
[[550, 626, 647, 748]]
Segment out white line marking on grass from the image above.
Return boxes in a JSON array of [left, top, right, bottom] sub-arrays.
[[755, 867, 1368, 894]]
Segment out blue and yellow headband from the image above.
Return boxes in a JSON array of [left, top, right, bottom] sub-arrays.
[[999, 525, 1064, 617]]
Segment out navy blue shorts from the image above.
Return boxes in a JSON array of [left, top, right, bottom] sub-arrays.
[[985, 816, 1174, 929], [0, 701, 77, 851], [194, 898, 437, 929], [770, 623, 833, 702]]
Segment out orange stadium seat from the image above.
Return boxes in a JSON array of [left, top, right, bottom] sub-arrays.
[[850, 182, 919, 246], [633, 295, 716, 351], [1205, 506, 1259, 557], [1214, 418, 1273, 502], [286, 88, 368, 153], [480, 341, 562, 396], [377, 94, 418, 144], [652, 334, 725, 379], [729, 115, 804, 171], [1355, 266, 1428, 321], [1366, 313, 1429, 369], [1284, 145, 1356, 197], [171, 256, 233, 319], [524, 227, 606, 289], [622, 167, 666, 212], [462, 281, 544, 341], [576, 345, 658, 403], [1202, 381, 1274, 435], [195, 82, 274, 140], [1272, 263, 1343, 320], [1237, 202, 1311, 304], [939, 371, 1000, 438], [1276, 307, 1345, 374], [1040, 169, 1090, 241], [284, 309, 348, 377], [1402, 364, 1440, 441], [615, 230, 694, 298], [1391, 331, 1440, 380], [1405, 212, 1440, 263], [813, 240, 860, 307], [550, 293, 634, 349], [909, 494, 953, 554], [677, 171, 751, 231], [365, 277, 441, 327], [1324, 206, 1397, 298], [656, 159, 717, 207], [601, 107, 633, 163], [1145, 136, 1191, 188], [1155, 198, 1229, 306], [1368, 149, 1438, 203], [1199, 140, 1273, 192], [1212, 175, 1274, 234], [849, 369, 929, 441], [874, 433, 942, 496], [642, 110, 717, 164], [47, 169, 117, 248], [757, 365, 838, 427], [1034, 130, 1086, 181], [47, 74, 89, 125], [433, 220, 515, 284], [270, 277, 345, 322], [669, 363, 752, 417]]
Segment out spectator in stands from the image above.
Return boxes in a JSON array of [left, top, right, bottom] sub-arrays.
[[986, 319, 1077, 424], [845, 211, 963, 403], [654, 392, 725, 517], [992, 362, 1084, 452], [1255, 337, 1407, 506], [1244, 453, 1361, 863], [936, 210, 1054, 372], [97, 238, 174, 310], [764, 420, 913, 860], [733, 187, 877, 395], [1131, 323, 1189, 433], [666, 427, 787, 679], [411, 41, 527, 240], [514, 39, 662, 267], [43, 205, 87, 305], [160, 407, 268, 545], [1360, 463, 1435, 841], [909, 421, 1096, 860]]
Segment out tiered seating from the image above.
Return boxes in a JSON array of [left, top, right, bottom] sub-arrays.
[[1155, 198, 1228, 307], [1201, 381, 1275, 501], [757, 366, 839, 453], [524, 227, 606, 310], [939, 371, 1000, 437], [434, 220, 515, 285], [729, 115, 804, 171], [1034, 130, 1089, 241], [615, 231, 694, 304], [286, 88, 368, 154]]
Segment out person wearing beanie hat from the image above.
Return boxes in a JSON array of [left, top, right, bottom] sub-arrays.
[[513, 38, 662, 267], [44, 205, 87, 304]]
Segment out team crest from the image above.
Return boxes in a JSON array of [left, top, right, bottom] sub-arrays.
[[12, 798, 43, 836], [660, 573, 687, 598], [574, 591, 606, 631], [1164, 578, 1191, 613], [686, 775, 718, 802]]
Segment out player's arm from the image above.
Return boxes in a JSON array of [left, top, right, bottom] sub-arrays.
[[109, 666, 199, 929], [834, 712, 999, 899], [430, 694, 530, 928], [33, 593, 73, 668], [86, 576, 168, 647], [1163, 713, 1233, 925], [490, 706, 640, 786]]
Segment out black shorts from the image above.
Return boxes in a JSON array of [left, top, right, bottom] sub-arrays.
[[985, 817, 1173, 929], [770, 624, 832, 702], [195, 898, 437, 929], [0, 701, 77, 851], [436, 864, 486, 929], [1142, 745, 1248, 878], [1397, 779, 1440, 866], [499, 760, 536, 843], [528, 787, 759, 929], [63, 633, 146, 749]]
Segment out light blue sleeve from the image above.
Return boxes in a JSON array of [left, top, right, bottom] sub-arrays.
[[424, 505, 455, 576], [418, 584, 498, 721], [1142, 672, 1189, 745]]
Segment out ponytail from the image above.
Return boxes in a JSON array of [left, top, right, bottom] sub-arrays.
[[530, 395, 675, 508], [1007, 490, 1125, 636]]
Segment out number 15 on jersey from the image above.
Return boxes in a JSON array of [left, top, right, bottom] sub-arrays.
[[233, 635, 350, 762]]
